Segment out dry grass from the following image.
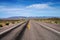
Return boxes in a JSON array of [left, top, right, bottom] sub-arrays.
[[34, 18, 60, 24], [0, 20, 21, 27]]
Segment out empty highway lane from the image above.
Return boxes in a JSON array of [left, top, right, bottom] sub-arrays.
[[21, 20, 60, 40]]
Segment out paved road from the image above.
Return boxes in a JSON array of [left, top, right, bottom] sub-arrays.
[[0, 22, 27, 40], [21, 20, 60, 40], [38, 22, 60, 32], [0, 20, 60, 40], [0, 22, 24, 32]]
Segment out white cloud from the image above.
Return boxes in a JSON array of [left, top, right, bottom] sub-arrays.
[[26, 4, 53, 9], [0, 3, 57, 17], [0, 4, 55, 14], [0, 6, 25, 14], [0, 6, 33, 17]]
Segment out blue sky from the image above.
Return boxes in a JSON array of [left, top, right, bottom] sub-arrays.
[[0, 0, 60, 18]]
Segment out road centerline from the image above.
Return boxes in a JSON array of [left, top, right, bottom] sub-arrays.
[[27, 23, 30, 30]]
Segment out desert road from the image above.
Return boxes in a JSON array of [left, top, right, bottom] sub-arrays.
[[0, 20, 60, 40]]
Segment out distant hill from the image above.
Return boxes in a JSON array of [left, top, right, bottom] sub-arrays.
[[8, 16, 27, 19], [0, 16, 60, 20], [0, 16, 27, 20]]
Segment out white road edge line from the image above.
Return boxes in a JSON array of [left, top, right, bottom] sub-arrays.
[[34, 21, 60, 35], [0, 22, 24, 35], [40, 23, 60, 35]]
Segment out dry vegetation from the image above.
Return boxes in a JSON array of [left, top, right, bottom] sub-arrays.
[[34, 17, 60, 24], [0, 19, 25, 27]]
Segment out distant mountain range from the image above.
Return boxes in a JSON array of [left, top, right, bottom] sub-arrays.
[[0, 16, 60, 20]]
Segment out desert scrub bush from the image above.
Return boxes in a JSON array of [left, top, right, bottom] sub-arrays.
[[0, 24, 3, 27], [17, 21, 20, 23], [5, 22, 9, 25], [54, 21, 57, 24], [12, 22, 15, 24]]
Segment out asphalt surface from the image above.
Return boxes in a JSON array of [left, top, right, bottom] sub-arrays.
[[0, 22, 24, 32], [39, 22, 60, 31], [21, 20, 60, 40], [0, 20, 60, 40], [0, 22, 27, 40]]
